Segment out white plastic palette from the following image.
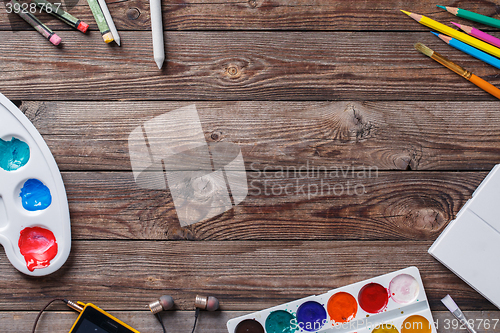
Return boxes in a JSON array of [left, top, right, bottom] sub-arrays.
[[227, 267, 436, 333], [0, 93, 71, 276]]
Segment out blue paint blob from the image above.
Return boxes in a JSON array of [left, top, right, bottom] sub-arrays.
[[296, 301, 326, 332], [20, 179, 52, 211], [265, 310, 296, 333], [0, 137, 30, 171]]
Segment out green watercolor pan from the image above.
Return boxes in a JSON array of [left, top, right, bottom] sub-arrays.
[[0, 93, 71, 276], [227, 267, 437, 333]]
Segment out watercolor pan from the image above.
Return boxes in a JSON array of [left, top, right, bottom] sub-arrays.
[[227, 267, 436, 333], [0, 93, 71, 276]]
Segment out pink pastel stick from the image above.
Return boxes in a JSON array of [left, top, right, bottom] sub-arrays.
[[10, 0, 61, 46], [452, 21, 500, 49]]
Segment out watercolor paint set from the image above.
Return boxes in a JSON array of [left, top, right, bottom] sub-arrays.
[[227, 267, 436, 333], [0, 93, 71, 276]]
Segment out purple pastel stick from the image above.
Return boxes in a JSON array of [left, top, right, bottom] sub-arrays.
[[452, 21, 500, 49]]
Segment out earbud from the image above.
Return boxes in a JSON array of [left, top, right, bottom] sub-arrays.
[[194, 295, 219, 311], [149, 295, 174, 314]]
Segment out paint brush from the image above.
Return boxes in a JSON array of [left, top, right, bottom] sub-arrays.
[[441, 295, 477, 333], [414, 42, 500, 100], [451, 22, 500, 49], [431, 32, 500, 70]]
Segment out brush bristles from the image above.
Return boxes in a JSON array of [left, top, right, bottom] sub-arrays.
[[415, 43, 434, 57], [441, 294, 459, 312]]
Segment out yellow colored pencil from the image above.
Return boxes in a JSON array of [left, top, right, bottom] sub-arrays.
[[402, 10, 500, 59]]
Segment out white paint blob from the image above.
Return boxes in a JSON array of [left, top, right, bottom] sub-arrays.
[[389, 274, 419, 304]]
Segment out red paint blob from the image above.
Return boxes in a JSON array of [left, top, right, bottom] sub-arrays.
[[358, 283, 389, 314], [18, 227, 58, 272]]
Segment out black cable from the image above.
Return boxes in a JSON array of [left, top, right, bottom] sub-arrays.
[[155, 313, 167, 333], [32, 298, 67, 333], [191, 308, 200, 333]]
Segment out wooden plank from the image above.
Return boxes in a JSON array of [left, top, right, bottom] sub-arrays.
[[2, 0, 500, 31], [0, 241, 497, 311], [2, 311, 500, 332], [2, 32, 500, 101], [59, 171, 484, 240], [18, 101, 500, 171]]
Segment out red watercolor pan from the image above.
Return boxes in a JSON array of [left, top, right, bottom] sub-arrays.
[[358, 282, 389, 313]]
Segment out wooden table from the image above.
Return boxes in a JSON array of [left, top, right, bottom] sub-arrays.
[[1, 0, 500, 332]]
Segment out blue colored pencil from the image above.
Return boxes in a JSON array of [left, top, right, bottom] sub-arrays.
[[431, 31, 500, 70]]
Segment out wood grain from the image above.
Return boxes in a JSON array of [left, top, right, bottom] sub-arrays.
[[60, 171, 484, 241], [18, 100, 500, 172], [2, 32, 500, 101], [2, 0, 500, 31], [2, 311, 500, 333], [0, 241, 496, 311]]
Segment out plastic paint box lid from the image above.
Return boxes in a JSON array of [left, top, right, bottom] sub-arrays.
[[429, 164, 500, 309], [0, 93, 71, 276]]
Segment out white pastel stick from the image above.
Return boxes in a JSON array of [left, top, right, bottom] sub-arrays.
[[150, 0, 164, 69], [97, 0, 121, 46]]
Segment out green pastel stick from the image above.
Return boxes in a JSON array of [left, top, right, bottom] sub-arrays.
[[86, 0, 114, 43], [31, 0, 89, 33], [437, 5, 500, 29]]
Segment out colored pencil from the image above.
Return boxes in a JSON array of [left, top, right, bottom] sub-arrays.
[[451, 22, 500, 49], [401, 10, 500, 59], [10, 0, 61, 45], [414, 42, 500, 100], [437, 5, 500, 29], [86, 0, 114, 43], [97, 0, 121, 46], [31, 0, 88, 33], [150, 0, 164, 69], [431, 32, 500, 70]]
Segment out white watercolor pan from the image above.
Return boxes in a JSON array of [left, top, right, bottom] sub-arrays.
[[227, 266, 437, 333], [0, 93, 71, 276]]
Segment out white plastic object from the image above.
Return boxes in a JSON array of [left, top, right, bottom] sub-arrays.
[[0, 93, 71, 276], [429, 164, 500, 309]]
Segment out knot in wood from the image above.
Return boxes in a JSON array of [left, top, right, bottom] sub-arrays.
[[211, 131, 221, 141], [126, 7, 141, 20], [248, 0, 257, 8], [226, 64, 240, 78]]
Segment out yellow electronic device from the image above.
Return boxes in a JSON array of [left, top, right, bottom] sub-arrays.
[[68, 303, 140, 333]]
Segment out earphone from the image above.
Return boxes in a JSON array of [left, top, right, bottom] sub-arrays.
[[148, 295, 219, 333], [149, 295, 175, 314], [194, 295, 219, 312]]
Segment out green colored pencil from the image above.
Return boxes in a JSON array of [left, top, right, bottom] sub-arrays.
[[437, 5, 500, 29], [31, 0, 89, 33], [86, 0, 114, 43]]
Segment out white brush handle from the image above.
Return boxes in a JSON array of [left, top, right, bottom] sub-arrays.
[[150, 0, 164, 69], [452, 308, 477, 333]]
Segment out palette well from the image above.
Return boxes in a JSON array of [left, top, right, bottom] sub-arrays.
[[0, 93, 71, 276], [227, 267, 436, 333]]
